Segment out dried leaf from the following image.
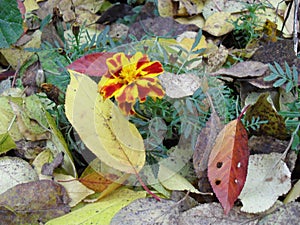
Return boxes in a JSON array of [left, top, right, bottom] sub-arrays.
[[203, 12, 234, 36], [245, 93, 289, 140], [210, 61, 269, 78], [239, 153, 291, 213], [111, 198, 179, 225], [208, 119, 249, 214], [0, 156, 38, 195], [159, 72, 201, 98], [178, 202, 258, 225], [259, 202, 300, 224], [193, 111, 223, 193], [0, 180, 70, 224], [54, 174, 94, 207]]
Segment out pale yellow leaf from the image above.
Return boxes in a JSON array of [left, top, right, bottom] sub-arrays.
[[45, 188, 146, 225], [54, 174, 94, 207], [159, 72, 201, 98], [158, 165, 201, 194], [65, 70, 145, 174], [239, 153, 291, 213], [24, 0, 39, 11]]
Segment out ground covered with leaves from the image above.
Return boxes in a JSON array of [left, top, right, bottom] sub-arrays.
[[1, 0, 300, 224]]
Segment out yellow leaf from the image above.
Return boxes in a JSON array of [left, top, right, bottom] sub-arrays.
[[284, 179, 300, 204], [65, 70, 145, 174], [203, 12, 235, 36], [45, 188, 146, 225], [157, 0, 175, 17], [24, 0, 39, 12], [177, 31, 207, 52], [175, 15, 205, 28], [0, 30, 41, 69], [54, 174, 95, 207], [158, 165, 201, 194]]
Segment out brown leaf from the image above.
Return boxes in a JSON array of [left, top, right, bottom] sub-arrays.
[[245, 93, 289, 140], [41, 152, 64, 176], [178, 202, 259, 225], [111, 198, 180, 225], [259, 202, 300, 224], [210, 61, 269, 78], [0, 180, 70, 224], [193, 111, 223, 194]]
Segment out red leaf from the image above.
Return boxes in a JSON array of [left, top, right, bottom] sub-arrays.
[[67, 52, 115, 76], [207, 119, 249, 214]]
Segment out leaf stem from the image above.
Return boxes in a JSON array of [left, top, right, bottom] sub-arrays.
[[238, 104, 251, 121]]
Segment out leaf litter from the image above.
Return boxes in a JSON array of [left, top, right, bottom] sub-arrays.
[[1, 0, 300, 224]]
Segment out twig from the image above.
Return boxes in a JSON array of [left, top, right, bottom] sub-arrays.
[[293, 0, 299, 55]]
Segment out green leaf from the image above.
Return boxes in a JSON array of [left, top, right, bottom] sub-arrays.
[[191, 30, 202, 51], [274, 62, 285, 76], [268, 64, 278, 75], [0, 132, 16, 154], [284, 61, 292, 80], [273, 78, 286, 87], [285, 81, 293, 93], [264, 73, 278, 81], [0, 0, 23, 48], [293, 65, 298, 85]]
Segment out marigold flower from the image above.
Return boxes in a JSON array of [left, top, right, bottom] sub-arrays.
[[98, 52, 165, 115]]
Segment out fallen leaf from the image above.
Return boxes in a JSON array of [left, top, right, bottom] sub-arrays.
[[65, 70, 145, 174], [239, 153, 291, 213], [55, 174, 94, 207], [210, 61, 269, 78], [178, 202, 259, 225], [46, 188, 146, 225], [203, 12, 235, 36], [193, 111, 223, 193], [66, 52, 115, 77], [179, 0, 204, 16], [0, 0, 24, 48], [259, 202, 300, 224], [42, 152, 64, 176], [0, 30, 41, 69], [0, 132, 16, 154], [0, 156, 38, 195], [0, 180, 70, 224], [111, 198, 179, 225], [159, 72, 201, 98], [158, 165, 202, 194], [79, 158, 124, 193], [208, 118, 249, 214], [245, 93, 289, 140], [205, 44, 228, 72], [127, 17, 198, 41], [202, 0, 245, 19], [157, 0, 176, 17], [284, 179, 300, 204]]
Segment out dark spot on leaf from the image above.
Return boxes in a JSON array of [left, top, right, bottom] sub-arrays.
[[216, 162, 223, 168], [215, 180, 221, 185]]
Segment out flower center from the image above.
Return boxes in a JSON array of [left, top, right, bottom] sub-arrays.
[[119, 64, 137, 84]]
